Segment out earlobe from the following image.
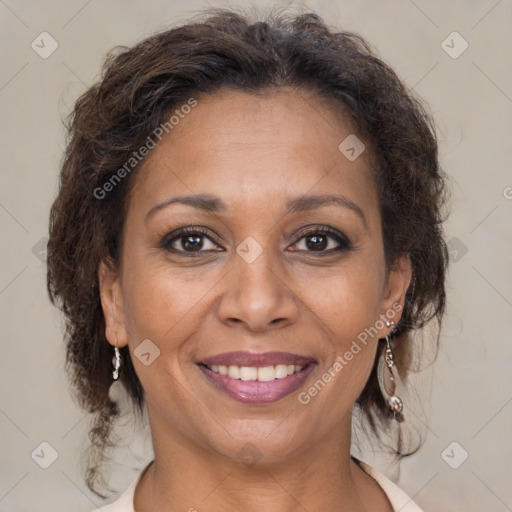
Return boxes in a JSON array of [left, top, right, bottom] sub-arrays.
[[98, 258, 128, 348]]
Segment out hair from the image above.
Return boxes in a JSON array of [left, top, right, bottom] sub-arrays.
[[46, 5, 449, 498]]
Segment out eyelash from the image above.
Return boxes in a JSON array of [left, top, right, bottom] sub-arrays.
[[159, 225, 352, 256]]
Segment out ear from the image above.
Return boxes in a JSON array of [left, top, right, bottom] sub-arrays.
[[378, 253, 412, 335], [98, 258, 128, 348]]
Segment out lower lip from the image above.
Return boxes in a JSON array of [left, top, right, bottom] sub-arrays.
[[197, 363, 316, 404]]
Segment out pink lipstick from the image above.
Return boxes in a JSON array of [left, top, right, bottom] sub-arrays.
[[197, 351, 317, 404]]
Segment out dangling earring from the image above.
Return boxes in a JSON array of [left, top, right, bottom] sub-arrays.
[[377, 320, 404, 421], [112, 337, 121, 380]]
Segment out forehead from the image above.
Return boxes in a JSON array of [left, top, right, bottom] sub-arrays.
[[128, 88, 379, 223]]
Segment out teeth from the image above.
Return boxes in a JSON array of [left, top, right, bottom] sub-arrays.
[[228, 366, 240, 379], [206, 363, 305, 381], [240, 367, 258, 381], [275, 364, 289, 379], [258, 366, 278, 382]]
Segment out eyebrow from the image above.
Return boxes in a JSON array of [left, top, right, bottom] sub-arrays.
[[145, 193, 368, 229]]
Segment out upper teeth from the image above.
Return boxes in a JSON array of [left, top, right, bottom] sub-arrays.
[[206, 364, 305, 381]]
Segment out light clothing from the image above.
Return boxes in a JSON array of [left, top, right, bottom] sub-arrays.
[[360, 461, 424, 511], [92, 460, 424, 511]]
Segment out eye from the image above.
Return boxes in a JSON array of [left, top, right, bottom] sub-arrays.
[[159, 225, 352, 256], [160, 227, 224, 254], [289, 226, 352, 254]]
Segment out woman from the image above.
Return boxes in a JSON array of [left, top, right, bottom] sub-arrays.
[[47, 7, 448, 512]]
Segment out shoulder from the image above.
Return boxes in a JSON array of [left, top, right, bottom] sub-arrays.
[[359, 461, 425, 512]]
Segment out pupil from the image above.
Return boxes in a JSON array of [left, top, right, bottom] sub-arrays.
[[306, 234, 326, 251]]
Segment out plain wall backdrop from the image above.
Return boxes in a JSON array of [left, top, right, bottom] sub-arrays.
[[1, 1, 511, 511]]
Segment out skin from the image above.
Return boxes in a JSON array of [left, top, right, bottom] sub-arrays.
[[99, 87, 411, 512]]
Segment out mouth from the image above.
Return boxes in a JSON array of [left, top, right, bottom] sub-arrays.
[[196, 351, 317, 404]]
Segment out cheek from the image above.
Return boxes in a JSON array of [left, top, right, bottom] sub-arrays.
[[121, 256, 216, 339], [299, 262, 384, 339], [296, 262, 383, 397], [118, 267, 209, 395], [119, 263, 209, 403]]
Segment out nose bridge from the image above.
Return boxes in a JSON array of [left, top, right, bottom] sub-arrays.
[[217, 239, 298, 331]]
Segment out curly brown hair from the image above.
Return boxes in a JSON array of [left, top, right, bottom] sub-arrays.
[[46, 6, 449, 498]]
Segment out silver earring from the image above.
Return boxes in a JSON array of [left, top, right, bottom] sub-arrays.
[[112, 337, 121, 380], [377, 321, 403, 421]]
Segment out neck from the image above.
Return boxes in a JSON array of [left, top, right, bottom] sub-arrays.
[[133, 408, 389, 512]]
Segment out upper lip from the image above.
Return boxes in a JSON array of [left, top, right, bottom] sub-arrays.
[[199, 351, 317, 367]]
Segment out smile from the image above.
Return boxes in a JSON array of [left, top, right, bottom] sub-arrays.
[[197, 351, 317, 404], [204, 363, 305, 381]]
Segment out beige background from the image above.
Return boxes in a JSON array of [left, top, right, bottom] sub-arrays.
[[1, 1, 511, 511]]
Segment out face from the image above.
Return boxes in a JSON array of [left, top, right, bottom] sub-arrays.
[[99, 88, 410, 464]]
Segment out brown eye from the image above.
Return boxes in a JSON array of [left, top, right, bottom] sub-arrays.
[[178, 234, 205, 252], [160, 227, 224, 254], [290, 226, 352, 254], [305, 234, 328, 251]]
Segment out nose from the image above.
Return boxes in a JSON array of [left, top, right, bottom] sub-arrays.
[[216, 248, 300, 332]]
